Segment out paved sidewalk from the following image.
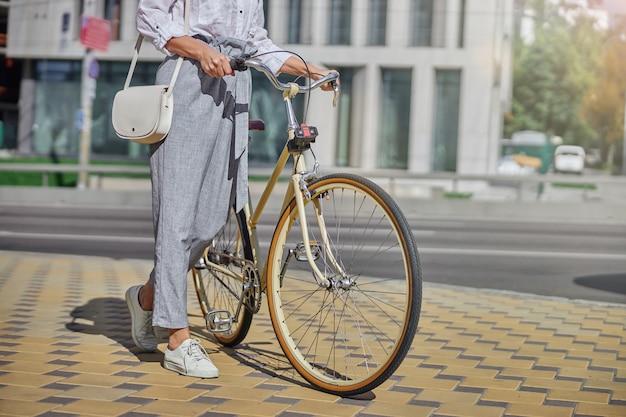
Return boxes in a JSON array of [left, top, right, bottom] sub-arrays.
[[0, 250, 625, 417]]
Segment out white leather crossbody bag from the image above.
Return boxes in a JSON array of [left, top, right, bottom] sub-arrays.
[[111, 0, 189, 144]]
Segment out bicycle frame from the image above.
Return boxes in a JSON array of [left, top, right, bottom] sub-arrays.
[[204, 60, 341, 293]]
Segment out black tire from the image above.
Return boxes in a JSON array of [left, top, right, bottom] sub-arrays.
[[192, 208, 254, 347], [265, 174, 422, 396]]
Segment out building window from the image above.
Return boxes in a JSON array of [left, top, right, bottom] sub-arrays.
[[333, 67, 355, 167], [286, 0, 311, 44], [328, 0, 352, 45], [367, 0, 387, 46], [410, 0, 446, 47], [264, 0, 270, 31], [287, 0, 303, 43], [458, 0, 466, 48], [378, 69, 412, 169], [410, 0, 434, 46], [105, 0, 122, 41], [432, 69, 461, 172]]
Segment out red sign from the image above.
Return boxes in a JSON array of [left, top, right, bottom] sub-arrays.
[[80, 15, 110, 51]]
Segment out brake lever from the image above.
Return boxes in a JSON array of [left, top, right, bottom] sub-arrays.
[[331, 80, 340, 107]]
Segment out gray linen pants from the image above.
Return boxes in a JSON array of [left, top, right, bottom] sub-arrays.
[[148, 55, 250, 329]]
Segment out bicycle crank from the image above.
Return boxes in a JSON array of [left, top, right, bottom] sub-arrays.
[[293, 241, 322, 262]]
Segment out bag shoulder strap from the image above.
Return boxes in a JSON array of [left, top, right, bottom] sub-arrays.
[[123, 0, 190, 95]]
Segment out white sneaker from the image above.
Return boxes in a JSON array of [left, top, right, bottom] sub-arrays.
[[125, 285, 157, 352], [163, 338, 219, 378]]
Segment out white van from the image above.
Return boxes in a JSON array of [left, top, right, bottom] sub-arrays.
[[554, 145, 585, 174]]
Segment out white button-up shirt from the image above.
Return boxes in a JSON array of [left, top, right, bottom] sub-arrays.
[[137, 0, 289, 73]]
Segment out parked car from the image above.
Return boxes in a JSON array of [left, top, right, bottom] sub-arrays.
[[554, 145, 585, 174]]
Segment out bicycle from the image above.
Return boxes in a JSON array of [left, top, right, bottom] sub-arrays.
[[191, 57, 422, 396]]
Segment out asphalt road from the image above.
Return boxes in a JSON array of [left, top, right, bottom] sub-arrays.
[[1, 203, 625, 305]]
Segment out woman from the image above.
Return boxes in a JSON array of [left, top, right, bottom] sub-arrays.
[[125, 0, 338, 378]]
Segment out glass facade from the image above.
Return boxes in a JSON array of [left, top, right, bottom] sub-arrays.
[[378, 68, 412, 169], [248, 71, 305, 164], [432, 69, 461, 172], [29, 59, 308, 163], [33, 59, 159, 159], [33, 61, 81, 157]]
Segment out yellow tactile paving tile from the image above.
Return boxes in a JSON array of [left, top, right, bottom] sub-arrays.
[[0, 250, 625, 417]]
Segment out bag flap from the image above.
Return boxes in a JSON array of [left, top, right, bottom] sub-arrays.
[[112, 85, 171, 137]]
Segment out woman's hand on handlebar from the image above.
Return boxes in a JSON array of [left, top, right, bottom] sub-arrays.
[[306, 65, 340, 106], [279, 57, 339, 91], [230, 55, 339, 104], [199, 47, 234, 78], [310, 68, 340, 92], [164, 36, 234, 78]]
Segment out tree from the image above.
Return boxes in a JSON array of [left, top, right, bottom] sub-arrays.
[[505, 0, 604, 148], [581, 27, 626, 167]]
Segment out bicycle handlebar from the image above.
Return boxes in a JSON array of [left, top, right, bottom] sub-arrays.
[[231, 56, 340, 95]]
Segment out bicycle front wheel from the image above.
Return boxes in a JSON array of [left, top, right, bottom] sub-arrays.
[[192, 207, 255, 347], [266, 174, 422, 396]]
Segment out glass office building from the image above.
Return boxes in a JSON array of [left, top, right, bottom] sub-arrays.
[[5, 0, 512, 174]]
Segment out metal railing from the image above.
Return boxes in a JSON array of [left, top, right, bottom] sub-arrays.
[[0, 163, 150, 188], [326, 167, 626, 201], [1, 163, 625, 201]]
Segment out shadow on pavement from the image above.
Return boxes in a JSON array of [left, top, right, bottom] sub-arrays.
[[189, 322, 377, 400], [65, 296, 163, 362], [573, 273, 626, 296], [65, 300, 378, 399]]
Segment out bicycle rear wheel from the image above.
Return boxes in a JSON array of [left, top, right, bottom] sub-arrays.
[[266, 173, 421, 396], [192, 207, 255, 347]]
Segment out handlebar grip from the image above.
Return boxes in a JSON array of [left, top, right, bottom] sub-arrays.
[[230, 55, 250, 72]]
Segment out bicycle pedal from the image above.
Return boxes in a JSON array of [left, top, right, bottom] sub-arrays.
[[205, 310, 233, 333]]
